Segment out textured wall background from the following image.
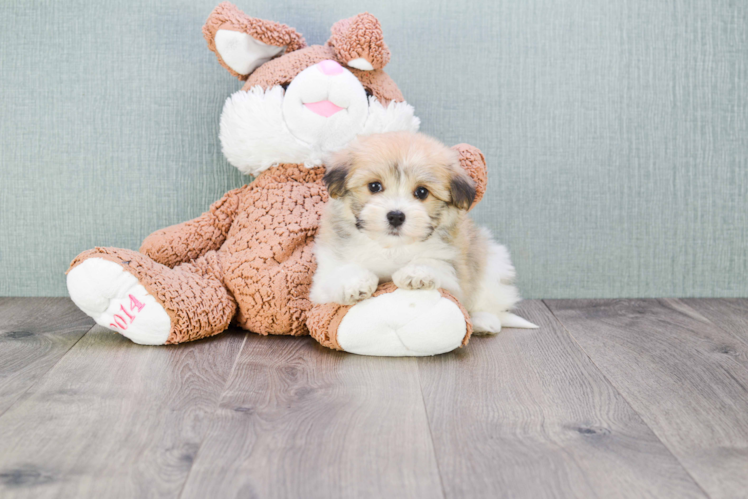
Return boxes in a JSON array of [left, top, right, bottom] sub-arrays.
[[1, 0, 747, 298]]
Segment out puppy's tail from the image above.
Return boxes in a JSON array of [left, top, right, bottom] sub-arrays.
[[500, 312, 539, 329]]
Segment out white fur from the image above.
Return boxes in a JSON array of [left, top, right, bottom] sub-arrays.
[[500, 312, 540, 329], [220, 87, 420, 177], [467, 238, 538, 333], [310, 263, 379, 305], [214, 30, 286, 76], [470, 311, 503, 334], [356, 185, 436, 246], [310, 225, 461, 304], [393, 263, 440, 291], [467, 234, 538, 332], [311, 207, 538, 333]]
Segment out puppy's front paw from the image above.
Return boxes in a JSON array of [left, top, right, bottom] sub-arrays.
[[310, 267, 379, 305], [393, 265, 439, 291], [340, 271, 379, 305]]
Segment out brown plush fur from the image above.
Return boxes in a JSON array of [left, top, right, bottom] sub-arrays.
[[327, 13, 391, 70], [67, 4, 489, 348], [452, 143, 488, 210], [205, 3, 402, 103], [242, 45, 404, 104], [203, 2, 306, 80]]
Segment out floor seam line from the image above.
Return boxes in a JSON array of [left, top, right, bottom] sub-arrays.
[[415, 360, 448, 499], [177, 332, 249, 499], [671, 298, 748, 350], [541, 299, 713, 499]]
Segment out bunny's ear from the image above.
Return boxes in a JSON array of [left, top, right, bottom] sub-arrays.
[[451, 144, 488, 211], [203, 2, 306, 80], [327, 13, 391, 71]]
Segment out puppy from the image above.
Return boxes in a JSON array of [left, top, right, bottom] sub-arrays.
[[309, 131, 536, 334]]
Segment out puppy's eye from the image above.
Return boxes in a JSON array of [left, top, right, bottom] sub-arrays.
[[368, 182, 383, 193], [365, 89, 374, 99], [414, 186, 429, 200], [280, 83, 290, 91]]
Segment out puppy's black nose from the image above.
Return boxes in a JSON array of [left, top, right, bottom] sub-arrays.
[[387, 210, 406, 228]]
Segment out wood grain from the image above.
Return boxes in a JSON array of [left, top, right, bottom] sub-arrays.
[[0, 326, 245, 498], [0, 298, 94, 417], [547, 298, 748, 498], [3, 297, 747, 498], [418, 300, 705, 498], [680, 298, 748, 346], [181, 335, 443, 499]]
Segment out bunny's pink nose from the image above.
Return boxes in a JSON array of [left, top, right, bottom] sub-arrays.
[[318, 59, 343, 76]]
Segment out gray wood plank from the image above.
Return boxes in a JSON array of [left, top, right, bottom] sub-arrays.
[[680, 298, 748, 346], [419, 300, 705, 498], [0, 325, 245, 498], [546, 298, 748, 498], [181, 335, 443, 499], [0, 298, 94, 416]]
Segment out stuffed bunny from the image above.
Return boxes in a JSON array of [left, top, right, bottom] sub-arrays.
[[66, 2, 515, 356]]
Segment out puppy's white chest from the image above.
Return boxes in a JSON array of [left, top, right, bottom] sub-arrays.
[[350, 242, 417, 279]]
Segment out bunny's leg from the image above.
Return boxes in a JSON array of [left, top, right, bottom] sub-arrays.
[[67, 248, 236, 345], [307, 283, 472, 356]]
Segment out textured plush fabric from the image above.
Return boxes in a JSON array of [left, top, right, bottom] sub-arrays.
[[68, 163, 325, 342], [203, 1, 307, 79], [2, 1, 747, 298], [68, 247, 237, 344], [242, 45, 404, 104], [451, 144, 487, 210], [68, 148, 486, 344], [327, 13, 391, 70], [62, 4, 494, 348], [140, 186, 246, 268]]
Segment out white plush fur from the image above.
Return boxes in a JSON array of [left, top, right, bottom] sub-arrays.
[[220, 87, 420, 177], [67, 258, 171, 345], [347, 58, 374, 71], [336, 288, 467, 356], [214, 30, 286, 76], [282, 64, 370, 148]]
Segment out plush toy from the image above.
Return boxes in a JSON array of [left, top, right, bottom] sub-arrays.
[[66, 2, 519, 356]]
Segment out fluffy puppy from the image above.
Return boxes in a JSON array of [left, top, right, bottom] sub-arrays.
[[310, 131, 536, 334]]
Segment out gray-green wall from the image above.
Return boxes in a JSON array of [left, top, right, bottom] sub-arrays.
[[1, 0, 746, 298]]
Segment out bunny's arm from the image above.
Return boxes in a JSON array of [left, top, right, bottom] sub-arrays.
[[139, 185, 247, 268], [451, 144, 488, 211]]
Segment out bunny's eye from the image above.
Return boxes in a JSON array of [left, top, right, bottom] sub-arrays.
[[414, 186, 429, 200], [368, 182, 383, 193]]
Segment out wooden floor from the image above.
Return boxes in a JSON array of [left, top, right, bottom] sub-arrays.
[[0, 298, 747, 498]]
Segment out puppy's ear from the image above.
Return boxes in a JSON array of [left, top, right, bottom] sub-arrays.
[[323, 151, 353, 199], [203, 2, 306, 80], [450, 169, 477, 211]]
